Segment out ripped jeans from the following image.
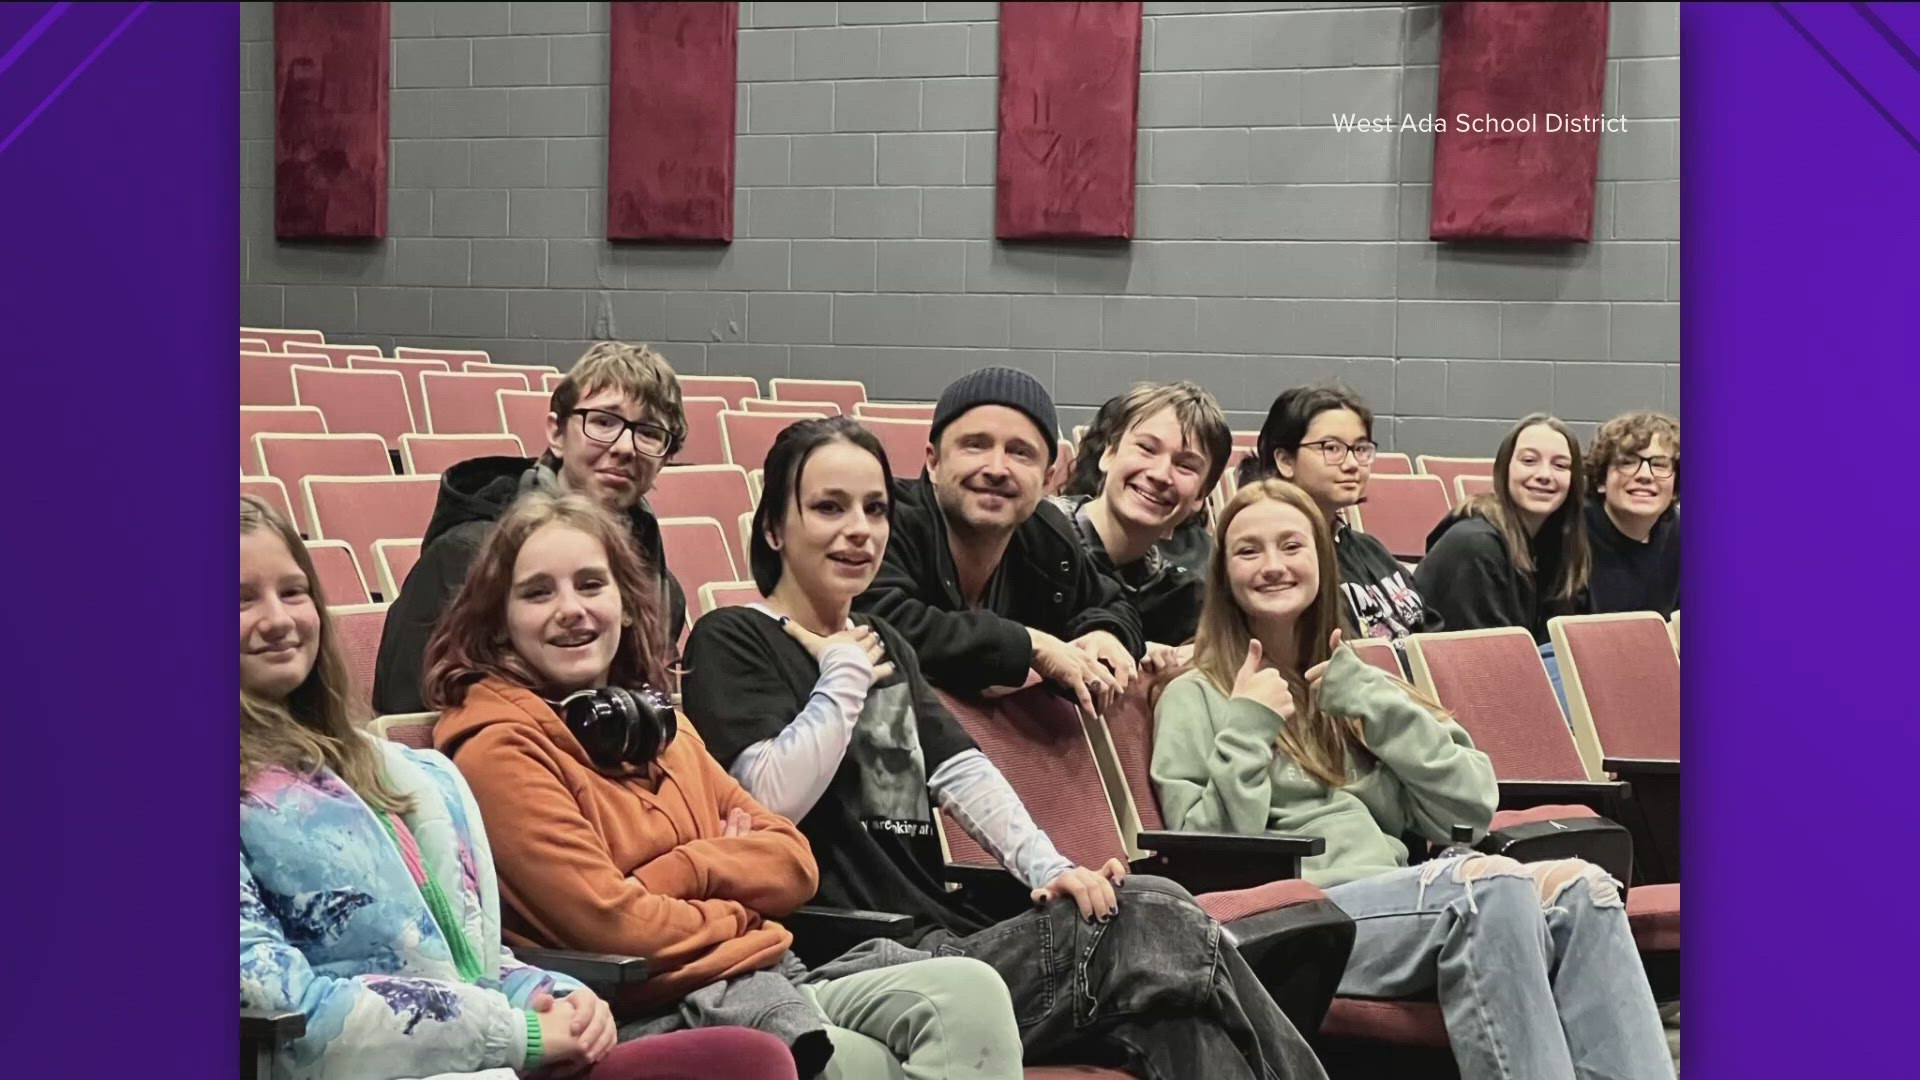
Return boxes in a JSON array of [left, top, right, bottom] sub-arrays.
[[1325, 854, 1674, 1080]]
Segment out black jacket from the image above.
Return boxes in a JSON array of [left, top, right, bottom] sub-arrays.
[[1584, 499, 1680, 616], [852, 478, 1145, 693], [1412, 510, 1572, 645], [369, 456, 687, 715], [1050, 494, 1206, 646], [1334, 519, 1441, 640]]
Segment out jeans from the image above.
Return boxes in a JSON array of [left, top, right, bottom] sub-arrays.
[[1539, 642, 1570, 718], [806, 956, 1024, 1080], [1325, 854, 1674, 1080], [919, 874, 1328, 1080]]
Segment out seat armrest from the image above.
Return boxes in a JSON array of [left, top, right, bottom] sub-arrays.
[[1499, 780, 1632, 816], [942, 863, 1036, 918], [784, 905, 917, 967], [1603, 757, 1679, 778], [1480, 815, 1635, 886], [241, 1008, 306, 1042], [1135, 830, 1325, 893], [516, 947, 650, 988]]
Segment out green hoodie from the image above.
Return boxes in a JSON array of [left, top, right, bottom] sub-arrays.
[[1151, 646, 1498, 888]]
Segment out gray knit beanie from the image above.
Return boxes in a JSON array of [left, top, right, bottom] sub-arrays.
[[929, 366, 1059, 463]]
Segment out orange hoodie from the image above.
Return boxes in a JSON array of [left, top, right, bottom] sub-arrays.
[[434, 677, 819, 1009]]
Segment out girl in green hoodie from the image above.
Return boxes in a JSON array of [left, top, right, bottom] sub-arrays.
[[1151, 479, 1673, 1080]]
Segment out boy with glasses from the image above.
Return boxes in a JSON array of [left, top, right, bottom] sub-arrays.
[[1584, 412, 1680, 616], [371, 342, 689, 714]]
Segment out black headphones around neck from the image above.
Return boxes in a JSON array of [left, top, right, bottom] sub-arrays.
[[555, 686, 678, 771]]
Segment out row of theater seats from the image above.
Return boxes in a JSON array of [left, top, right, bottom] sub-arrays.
[[358, 612, 1678, 1073]]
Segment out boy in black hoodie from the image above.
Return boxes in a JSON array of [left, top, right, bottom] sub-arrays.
[[370, 342, 688, 714]]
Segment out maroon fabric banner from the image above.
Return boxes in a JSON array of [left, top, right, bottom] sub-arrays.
[[274, 3, 388, 240], [996, 2, 1142, 240], [1430, 2, 1609, 242], [608, 2, 738, 242]]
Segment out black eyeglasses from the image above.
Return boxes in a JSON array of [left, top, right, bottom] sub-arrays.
[[1611, 454, 1676, 479], [1297, 438, 1378, 465], [573, 409, 674, 458]]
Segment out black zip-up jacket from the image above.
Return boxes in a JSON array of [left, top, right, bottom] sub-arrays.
[[853, 478, 1145, 694], [370, 456, 686, 715], [1050, 494, 1206, 647]]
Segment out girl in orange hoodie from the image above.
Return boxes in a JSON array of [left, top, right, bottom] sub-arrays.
[[426, 490, 1024, 1079]]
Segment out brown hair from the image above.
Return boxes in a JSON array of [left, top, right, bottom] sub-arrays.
[[422, 490, 670, 708], [1190, 480, 1365, 787], [1098, 381, 1235, 499], [1586, 411, 1680, 497], [547, 342, 688, 459], [240, 494, 410, 813], [1458, 413, 1592, 606]]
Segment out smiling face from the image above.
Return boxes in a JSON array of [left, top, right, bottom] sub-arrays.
[[1275, 408, 1371, 515], [1602, 433, 1676, 527], [1098, 405, 1213, 534], [775, 438, 892, 601], [506, 523, 625, 696], [240, 528, 322, 702], [928, 404, 1049, 536], [548, 389, 670, 514], [1506, 423, 1574, 533], [1224, 498, 1321, 627]]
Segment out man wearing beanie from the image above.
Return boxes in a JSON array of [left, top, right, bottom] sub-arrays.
[[855, 366, 1145, 714]]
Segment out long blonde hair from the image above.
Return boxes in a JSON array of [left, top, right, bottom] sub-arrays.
[[239, 495, 410, 814]]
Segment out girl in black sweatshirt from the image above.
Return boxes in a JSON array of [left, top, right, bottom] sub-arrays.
[[1241, 385, 1439, 641], [1414, 414, 1592, 644]]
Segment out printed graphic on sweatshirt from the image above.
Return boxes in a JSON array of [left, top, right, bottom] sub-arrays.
[[1341, 571, 1427, 640], [852, 681, 933, 839]]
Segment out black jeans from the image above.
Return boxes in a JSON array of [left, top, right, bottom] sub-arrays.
[[920, 875, 1328, 1080]]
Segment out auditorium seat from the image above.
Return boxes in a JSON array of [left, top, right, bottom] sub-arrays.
[[1347, 637, 1406, 678], [242, 351, 307, 407], [302, 475, 440, 582], [650, 466, 754, 572], [1349, 475, 1451, 561], [254, 434, 394, 533], [542, 371, 564, 393], [1045, 441, 1073, 494], [746, 470, 764, 503], [241, 476, 295, 529], [282, 341, 383, 367], [462, 359, 557, 381], [240, 335, 269, 352], [399, 433, 524, 476], [737, 512, 754, 571], [1231, 430, 1259, 451], [859, 416, 932, 479], [330, 602, 389, 713], [350, 355, 450, 430], [853, 401, 934, 420], [371, 713, 437, 750], [496, 390, 552, 459], [658, 517, 739, 614], [372, 538, 423, 602], [721, 409, 817, 470], [680, 375, 759, 409], [1668, 610, 1680, 654], [742, 397, 837, 416], [293, 365, 414, 449], [672, 395, 728, 466], [1369, 451, 1414, 476], [696, 580, 762, 619], [394, 346, 489, 367], [1453, 474, 1493, 505], [938, 683, 1354, 1036], [421, 370, 529, 434], [304, 539, 372, 606], [771, 377, 867, 416], [240, 406, 328, 473], [1549, 612, 1681, 884], [1417, 455, 1495, 505], [241, 326, 324, 351]]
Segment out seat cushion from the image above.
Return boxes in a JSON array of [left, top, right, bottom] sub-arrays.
[[1491, 803, 1598, 828], [1627, 883, 1680, 952], [1024, 1069, 1137, 1079], [1195, 878, 1329, 924], [1320, 997, 1449, 1048]]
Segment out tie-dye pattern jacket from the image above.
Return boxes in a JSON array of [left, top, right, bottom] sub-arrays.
[[241, 735, 584, 1080]]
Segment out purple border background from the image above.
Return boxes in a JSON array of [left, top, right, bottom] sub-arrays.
[[0, 1, 1914, 1072], [0, 1, 233, 1072], [1687, 2, 1919, 1076]]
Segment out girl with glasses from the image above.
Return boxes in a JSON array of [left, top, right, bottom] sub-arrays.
[[1242, 386, 1438, 641], [239, 494, 799, 1080]]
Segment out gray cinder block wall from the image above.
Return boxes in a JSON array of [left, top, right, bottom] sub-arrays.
[[240, 1, 1679, 453]]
